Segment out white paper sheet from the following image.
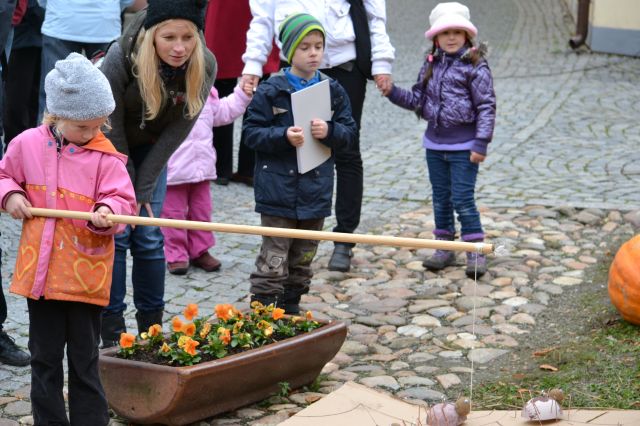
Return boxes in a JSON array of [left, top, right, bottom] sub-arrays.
[[291, 79, 332, 174]]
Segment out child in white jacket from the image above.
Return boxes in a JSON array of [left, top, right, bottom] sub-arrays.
[[161, 85, 251, 275]]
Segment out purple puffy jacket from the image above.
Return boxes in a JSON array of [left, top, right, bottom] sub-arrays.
[[388, 46, 496, 155]]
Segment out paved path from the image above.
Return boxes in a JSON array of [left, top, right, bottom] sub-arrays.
[[0, 0, 639, 424]]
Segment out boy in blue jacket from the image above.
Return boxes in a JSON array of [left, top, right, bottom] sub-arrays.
[[242, 13, 357, 315]]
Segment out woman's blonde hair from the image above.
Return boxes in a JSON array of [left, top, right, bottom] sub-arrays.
[[42, 112, 112, 140], [133, 19, 206, 121]]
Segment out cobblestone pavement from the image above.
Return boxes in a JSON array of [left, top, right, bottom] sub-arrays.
[[0, 0, 639, 424]]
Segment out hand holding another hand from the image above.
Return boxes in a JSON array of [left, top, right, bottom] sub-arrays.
[[374, 74, 393, 96], [241, 74, 260, 96]]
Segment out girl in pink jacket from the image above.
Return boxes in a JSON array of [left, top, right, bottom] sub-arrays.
[[161, 85, 251, 275], [0, 53, 136, 425]]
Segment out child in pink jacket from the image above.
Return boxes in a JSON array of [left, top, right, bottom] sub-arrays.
[[161, 84, 251, 275], [0, 52, 136, 425]]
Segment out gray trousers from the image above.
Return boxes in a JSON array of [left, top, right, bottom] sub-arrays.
[[250, 214, 324, 298]]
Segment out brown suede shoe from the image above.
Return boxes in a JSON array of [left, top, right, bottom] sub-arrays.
[[190, 252, 221, 272], [167, 261, 189, 275]]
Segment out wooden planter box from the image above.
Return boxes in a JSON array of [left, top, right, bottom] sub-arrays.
[[98, 320, 347, 425]]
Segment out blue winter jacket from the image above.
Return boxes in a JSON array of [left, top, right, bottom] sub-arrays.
[[242, 72, 357, 220], [388, 46, 496, 155]]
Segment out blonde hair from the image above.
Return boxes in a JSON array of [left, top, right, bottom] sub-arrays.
[[133, 20, 206, 121], [42, 112, 111, 140]]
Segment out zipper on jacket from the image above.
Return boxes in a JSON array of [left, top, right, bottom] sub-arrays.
[[434, 52, 453, 132]]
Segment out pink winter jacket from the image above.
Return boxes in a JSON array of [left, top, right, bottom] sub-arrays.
[[0, 125, 137, 306], [166, 85, 251, 186]]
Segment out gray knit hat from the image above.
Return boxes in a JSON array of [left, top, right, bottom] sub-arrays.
[[44, 52, 115, 120]]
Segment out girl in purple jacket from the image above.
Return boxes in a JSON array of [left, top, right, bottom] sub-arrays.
[[384, 2, 496, 277]]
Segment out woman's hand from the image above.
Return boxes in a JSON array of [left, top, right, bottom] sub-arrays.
[[91, 205, 114, 228], [137, 202, 154, 218], [131, 202, 154, 229], [5, 193, 32, 219], [241, 74, 259, 94], [241, 81, 255, 97], [470, 152, 486, 163]]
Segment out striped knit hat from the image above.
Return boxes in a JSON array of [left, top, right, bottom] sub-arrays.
[[278, 13, 325, 64]]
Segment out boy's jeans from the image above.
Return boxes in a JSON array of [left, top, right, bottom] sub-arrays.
[[426, 149, 484, 241]]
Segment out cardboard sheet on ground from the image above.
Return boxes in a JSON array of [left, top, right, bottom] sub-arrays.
[[291, 79, 331, 174], [281, 381, 640, 425]]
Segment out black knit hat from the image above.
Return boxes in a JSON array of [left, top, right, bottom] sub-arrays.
[[144, 0, 206, 30]]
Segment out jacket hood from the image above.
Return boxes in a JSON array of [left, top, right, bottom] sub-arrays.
[[43, 125, 128, 165]]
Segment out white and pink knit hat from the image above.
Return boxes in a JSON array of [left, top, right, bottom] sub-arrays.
[[425, 2, 478, 40]]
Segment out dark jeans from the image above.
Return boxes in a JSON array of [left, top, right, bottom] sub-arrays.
[[426, 149, 484, 240], [215, 75, 273, 179], [0, 0, 17, 140], [321, 65, 366, 243], [249, 214, 324, 297], [213, 77, 258, 178], [212, 78, 236, 179], [4, 46, 41, 145], [38, 35, 107, 118], [105, 147, 167, 316], [28, 298, 108, 426]]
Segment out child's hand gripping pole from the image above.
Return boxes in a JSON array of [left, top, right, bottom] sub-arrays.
[[2, 207, 496, 254]]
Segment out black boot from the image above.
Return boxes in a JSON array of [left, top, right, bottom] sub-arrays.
[[135, 310, 164, 335], [283, 293, 301, 315], [250, 293, 283, 309], [0, 330, 30, 366], [101, 313, 126, 349], [328, 244, 353, 272]]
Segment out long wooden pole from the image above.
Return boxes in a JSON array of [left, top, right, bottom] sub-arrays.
[[4, 207, 494, 254]]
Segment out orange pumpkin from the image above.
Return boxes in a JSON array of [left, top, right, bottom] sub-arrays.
[[608, 235, 640, 325]]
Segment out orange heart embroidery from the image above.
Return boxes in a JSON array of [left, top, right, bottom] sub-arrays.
[[15, 246, 37, 280], [73, 258, 108, 294]]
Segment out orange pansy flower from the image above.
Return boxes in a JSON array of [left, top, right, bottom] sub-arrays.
[[148, 324, 162, 337], [217, 327, 231, 345], [119, 332, 135, 348], [182, 322, 196, 337], [199, 322, 212, 339], [183, 338, 199, 356], [272, 308, 285, 320], [177, 335, 189, 349], [215, 304, 236, 321], [305, 311, 313, 320], [172, 316, 183, 332], [183, 303, 198, 321], [160, 342, 171, 353]]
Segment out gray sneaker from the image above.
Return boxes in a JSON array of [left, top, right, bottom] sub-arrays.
[[422, 250, 456, 271]]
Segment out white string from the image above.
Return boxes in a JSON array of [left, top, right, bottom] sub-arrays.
[[468, 243, 483, 409]]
